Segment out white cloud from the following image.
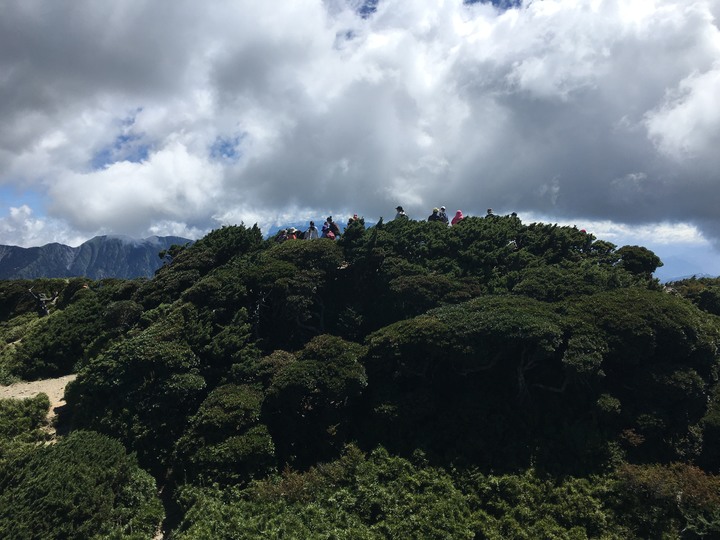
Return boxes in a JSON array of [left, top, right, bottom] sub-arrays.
[[47, 141, 225, 236], [645, 63, 720, 159], [0, 205, 86, 247], [0, 0, 718, 264]]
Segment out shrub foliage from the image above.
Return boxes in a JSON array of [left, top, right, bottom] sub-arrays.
[[1, 219, 718, 537]]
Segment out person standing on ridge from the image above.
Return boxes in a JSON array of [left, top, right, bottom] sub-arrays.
[[305, 221, 319, 240], [438, 206, 449, 225], [394, 206, 407, 220], [451, 210, 464, 225], [428, 208, 443, 222], [327, 216, 340, 238]]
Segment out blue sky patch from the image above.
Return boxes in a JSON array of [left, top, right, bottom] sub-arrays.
[[91, 133, 150, 170], [356, 0, 522, 19], [210, 134, 244, 163], [357, 0, 379, 19], [464, 0, 523, 7], [0, 186, 46, 217]]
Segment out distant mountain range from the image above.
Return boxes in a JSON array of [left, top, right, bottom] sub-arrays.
[[0, 235, 192, 279], [663, 273, 717, 283]]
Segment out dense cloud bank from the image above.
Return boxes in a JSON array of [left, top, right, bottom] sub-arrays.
[[0, 0, 719, 248]]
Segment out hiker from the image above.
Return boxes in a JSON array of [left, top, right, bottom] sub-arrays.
[[428, 208, 443, 222], [451, 210, 464, 226], [327, 216, 340, 238], [438, 206, 449, 225], [286, 227, 298, 240], [275, 229, 288, 242], [486, 208, 495, 217], [394, 206, 407, 220], [305, 221, 319, 240]]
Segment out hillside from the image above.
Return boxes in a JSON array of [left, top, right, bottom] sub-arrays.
[[1, 216, 719, 538], [0, 235, 191, 279]]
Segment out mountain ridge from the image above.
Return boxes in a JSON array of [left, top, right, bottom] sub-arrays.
[[0, 235, 192, 279]]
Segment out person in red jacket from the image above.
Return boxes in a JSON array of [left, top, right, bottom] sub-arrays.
[[451, 210, 464, 225]]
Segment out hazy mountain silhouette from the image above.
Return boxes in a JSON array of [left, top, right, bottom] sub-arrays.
[[0, 235, 192, 279]]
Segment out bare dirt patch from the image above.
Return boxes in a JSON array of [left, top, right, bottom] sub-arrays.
[[0, 374, 77, 434]]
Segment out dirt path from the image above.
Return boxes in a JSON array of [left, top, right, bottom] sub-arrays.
[[1, 374, 165, 538], [0, 374, 77, 431]]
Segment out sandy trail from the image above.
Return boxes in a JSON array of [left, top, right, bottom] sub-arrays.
[[1, 374, 165, 538], [0, 374, 77, 422]]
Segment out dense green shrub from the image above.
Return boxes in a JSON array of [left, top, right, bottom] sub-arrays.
[[0, 430, 163, 540], [1, 217, 718, 538], [361, 295, 571, 469], [174, 384, 276, 485], [359, 289, 720, 473], [10, 287, 106, 378], [135, 225, 262, 308], [569, 289, 720, 464], [4, 278, 145, 380], [264, 335, 367, 466], [669, 276, 720, 317], [178, 447, 687, 540], [0, 393, 49, 441], [66, 310, 207, 471], [611, 463, 720, 538], [459, 469, 629, 539], [0, 394, 50, 469], [173, 446, 474, 540]]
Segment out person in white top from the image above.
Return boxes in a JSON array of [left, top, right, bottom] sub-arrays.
[[305, 221, 319, 240]]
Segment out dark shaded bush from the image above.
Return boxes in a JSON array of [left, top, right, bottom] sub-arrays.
[[264, 335, 367, 466], [66, 310, 207, 471], [569, 289, 720, 464], [174, 384, 275, 485], [510, 262, 638, 301], [360, 295, 568, 470], [616, 245, 663, 278]]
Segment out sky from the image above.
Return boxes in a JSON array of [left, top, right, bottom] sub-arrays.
[[0, 0, 719, 280]]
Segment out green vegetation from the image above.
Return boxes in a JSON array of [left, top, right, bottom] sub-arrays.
[[1, 216, 719, 537], [0, 431, 163, 540], [0, 393, 51, 467]]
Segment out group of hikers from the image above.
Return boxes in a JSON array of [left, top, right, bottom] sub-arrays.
[[395, 205, 468, 226], [275, 215, 344, 242], [275, 206, 508, 242]]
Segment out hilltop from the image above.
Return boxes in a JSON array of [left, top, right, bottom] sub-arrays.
[[1, 216, 719, 538]]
